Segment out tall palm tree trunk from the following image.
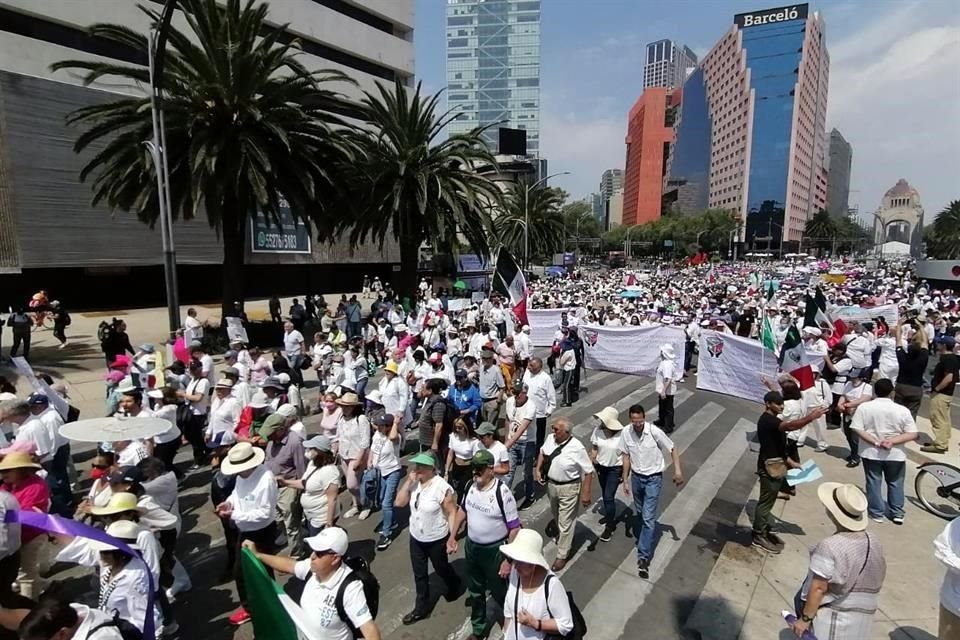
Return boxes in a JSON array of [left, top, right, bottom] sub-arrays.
[[398, 234, 420, 308], [221, 203, 246, 321]]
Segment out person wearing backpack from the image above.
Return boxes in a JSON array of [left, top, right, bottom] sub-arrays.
[[6, 307, 32, 360], [449, 450, 521, 640], [501, 529, 582, 640], [50, 301, 70, 349], [243, 527, 382, 640], [18, 593, 133, 639]]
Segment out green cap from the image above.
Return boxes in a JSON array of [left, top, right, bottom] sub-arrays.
[[475, 422, 497, 437], [258, 412, 285, 440], [409, 452, 436, 467], [471, 449, 495, 467]]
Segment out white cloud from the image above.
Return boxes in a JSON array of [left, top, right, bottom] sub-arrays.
[[539, 107, 625, 199]]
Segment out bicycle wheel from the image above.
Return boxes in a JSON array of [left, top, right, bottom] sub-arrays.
[[915, 464, 960, 520], [41, 314, 55, 330]]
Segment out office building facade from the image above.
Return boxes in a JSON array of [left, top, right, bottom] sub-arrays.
[[665, 3, 830, 250], [644, 39, 698, 90], [826, 128, 852, 218], [0, 0, 411, 304], [446, 0, 541, 156], [622, 88, 681, 226]]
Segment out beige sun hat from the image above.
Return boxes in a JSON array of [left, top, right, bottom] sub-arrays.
[[220, 442, 266, 475], [336, 392, 362, 406], [90, 492, 143, 517], [0, 452, 42, 472], [817, 482, 868, 532], [499, 529, 549, 569], [593, 406, 625, 431], [90, 519, 142, 552]]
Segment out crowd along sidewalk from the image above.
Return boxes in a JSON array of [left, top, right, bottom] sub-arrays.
[[684, 423, 944, 640]]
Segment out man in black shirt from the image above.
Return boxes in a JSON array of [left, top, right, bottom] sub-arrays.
[[753, 391, 826, 554], [924, 336, 959, 454]]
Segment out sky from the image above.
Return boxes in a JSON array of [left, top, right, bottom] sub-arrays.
[[414, 0, 960, 217]]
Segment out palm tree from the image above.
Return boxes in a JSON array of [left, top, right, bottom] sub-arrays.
[[804, 209, 836, 250], [928, 200, 960, 259], [51, 0, 356, 317], [337, 80, 504, 300], [495, 183, 566, 262]]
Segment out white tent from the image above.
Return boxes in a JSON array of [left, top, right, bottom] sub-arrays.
[[879, 241, 911, 256]]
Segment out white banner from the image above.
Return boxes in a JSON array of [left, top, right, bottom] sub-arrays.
[[225, 317, 249, 345], [696, 331, 778, 404], [446, 298, 472, 313], [582, 325, 685, 379], [831, 303, 899, 326], [526, 308, 569, 347]]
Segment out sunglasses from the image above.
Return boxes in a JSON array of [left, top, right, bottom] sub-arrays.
[[471, 465, 490, 475], [311, 549, 336, 558]]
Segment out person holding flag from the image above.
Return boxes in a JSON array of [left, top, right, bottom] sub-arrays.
[[492, 249, 528, 328]]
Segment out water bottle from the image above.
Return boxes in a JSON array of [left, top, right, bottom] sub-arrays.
[[781, 610, 817, 640]]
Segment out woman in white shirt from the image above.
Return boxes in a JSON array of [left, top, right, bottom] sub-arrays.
[[282, 435, 340, 537], [589, 407, 625, 542], [179, 361, 210, 469], [335, 393, 370, 521], [395, 451, 463, 625], [349, 344, 370, 401], [366, 413, 403, 550], [445, 417, 480, 501], [148, 389, 183, 478], [207, 379, 240, 440], [501, 529, 575, 640], [317, 391, 342, 446]]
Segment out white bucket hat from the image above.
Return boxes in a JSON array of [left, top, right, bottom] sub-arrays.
[[499, 529, 549, 569], [90, 519, 142, 552], [818, 482, 868, 532], [660, 344, 676, 359], [221, 442, 265, 475], [593, 406, 624, 431]]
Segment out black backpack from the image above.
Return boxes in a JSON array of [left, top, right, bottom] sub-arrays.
[[335, 556, 380, 639], [89, 612, 144, 640], [98, 320, 115, 345], [543, 574, 587, 640], [460, 478, 509, 526]]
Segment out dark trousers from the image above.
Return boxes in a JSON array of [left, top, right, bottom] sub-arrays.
[[0, 551, 21, 601], [894, 383, 923, 419], [185, 414, 207, 465], [235, 522, 278, 606], [10, 332, 29, 360], [752, 472, 780, 535], [154, 439, 182, 479], [535, 417, 547, 451], [495, 322, 507, 341], [597, 464, 622, 526], [409, 536, 461, 614], [560, 370, 574, 405], [449, 463, 472, 502], [842, 414, 860, 462], [658, 394, 675, 432], [465, 537, 507, 637], [42, 444, 74, 517], [348, 321, 362, 339], [53, 325, 67, 345]]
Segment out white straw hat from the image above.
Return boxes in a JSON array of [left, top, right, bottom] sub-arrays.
[[90, 519, 142, 552], [499, 529, 549, 569], [593, 406, 624, 431], [220, 442, 265, 475], [817, 482, 868, 532]]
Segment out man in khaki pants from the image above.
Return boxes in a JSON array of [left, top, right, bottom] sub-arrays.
[[923, 336, 959, 455], [535, 417, 593, 571]]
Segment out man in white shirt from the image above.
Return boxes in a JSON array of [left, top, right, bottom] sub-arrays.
[[522, 358, 556, 450], [844, 324, 872, 373], [215, 442, 280, 627], [20, 394, 73, 516], [503, 381, 538, 509], [476, 422, 510, 477], [535, 417, 593, 570], [850, 378, 919, 525], [655, 344, 678, 433], [282, 321, 307, 387], [183, 307, 203, 345], [189, 342, 216, 389], [619, 403, 684, 579], [242, 527, 380, 640], [512, 325, 532, 372]]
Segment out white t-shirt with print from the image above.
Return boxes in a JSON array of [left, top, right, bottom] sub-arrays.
[[293, 563, 373, 640], [463, 480, 520, 544], [369, 431, 401, 477]]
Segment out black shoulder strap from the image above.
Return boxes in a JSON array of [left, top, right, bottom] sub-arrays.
[[459, 479, 474, 508], [494, 479, 506, 525], [335, 571, 362, 635], [544, 573, 554, 619]]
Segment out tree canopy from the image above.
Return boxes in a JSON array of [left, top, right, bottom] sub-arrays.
[[926, 200, 960, 259]]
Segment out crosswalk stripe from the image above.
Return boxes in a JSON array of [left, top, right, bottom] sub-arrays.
[[579, 417, 755, 640]]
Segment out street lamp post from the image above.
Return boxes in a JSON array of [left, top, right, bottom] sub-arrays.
[[624, 225, 637, 259], [523, 170, 571, 270]]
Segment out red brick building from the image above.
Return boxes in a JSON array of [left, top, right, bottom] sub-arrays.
[[622, 88, 682, 226]]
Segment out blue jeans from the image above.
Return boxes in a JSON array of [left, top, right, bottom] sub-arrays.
[[863, 458, 905, 519], [597, 465, 622, 525], [506, 441, 537, 501], [631, 472, 663, 561], [377, 470, 402, 537]]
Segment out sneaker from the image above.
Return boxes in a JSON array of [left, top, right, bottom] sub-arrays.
[[343, 506, 359, 519], [358, 508, 372, 521], [402, 610, 428, 625], [751, 533, 782, 554], [766, 531, 786, 550], [870, 516, 885, 523], [228, 607, 251, 626], [815, 442, 829, 453], [846, 459, 861, 468], [376, 534, 392, 550], [599, 527, 613, 542], [892, 516, 904, 525], [921, 445, 947, 454], [637, 557, 650, 579]]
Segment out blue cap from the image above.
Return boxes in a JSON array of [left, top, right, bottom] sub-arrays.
[[26, 393, 49, 406], [938, 335, 957, 349]]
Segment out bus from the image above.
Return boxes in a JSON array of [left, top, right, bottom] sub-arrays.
[[606, 250, 625, 268]]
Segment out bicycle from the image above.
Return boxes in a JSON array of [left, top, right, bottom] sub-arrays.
[[915, 461, 960, 520], [30, 310, 54, 332]]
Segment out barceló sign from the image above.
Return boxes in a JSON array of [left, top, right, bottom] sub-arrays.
[[734, 3, 808, 28]]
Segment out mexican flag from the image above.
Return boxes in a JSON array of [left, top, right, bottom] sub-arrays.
[[804, 287, 846, 347], [241, 548, 320, 640], [761, 315, 777, 352], [492, 248, 529, 326], [779, 325, 814, 390]]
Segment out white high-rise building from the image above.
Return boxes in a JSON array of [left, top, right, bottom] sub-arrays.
[[446, 0, 541, 156], [644, 39, 698, 89]]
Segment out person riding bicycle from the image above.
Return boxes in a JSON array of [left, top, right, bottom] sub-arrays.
[[28, 290, 49, 311]]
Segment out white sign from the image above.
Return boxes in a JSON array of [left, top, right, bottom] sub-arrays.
[[447, 298, 472, 313], [524, 308, 571, 347], [582, 325, 685, 379], [224, 317, 249, 345], [831, 303, 899, 326], [11, 357, 70, 420], [696, 331, 778, 404]]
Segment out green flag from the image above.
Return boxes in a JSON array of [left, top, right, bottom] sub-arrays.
[[761, 315, 777, 352], [765, 280, 777, 302], [240, 548, 300, 640]]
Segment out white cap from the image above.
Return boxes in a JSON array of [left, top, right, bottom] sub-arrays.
[[305, 526, 348, 556], [276, 403, 298, 418]]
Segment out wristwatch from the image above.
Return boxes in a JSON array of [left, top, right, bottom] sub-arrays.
[[800, 613, 815, 623]]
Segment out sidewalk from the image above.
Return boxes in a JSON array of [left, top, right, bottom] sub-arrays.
[[0, 293, 371, 420], [684, 424, 943, 640]]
